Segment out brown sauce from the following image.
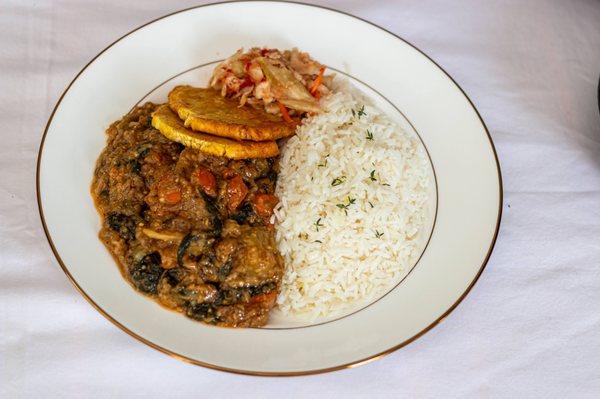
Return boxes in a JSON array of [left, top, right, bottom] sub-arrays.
[[91, 103, 283, 327]]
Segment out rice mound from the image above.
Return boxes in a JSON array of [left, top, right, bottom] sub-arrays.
[[274, 86, 431, 319]]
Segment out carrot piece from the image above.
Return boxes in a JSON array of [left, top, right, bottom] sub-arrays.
[[252, 194, 279, 220], [194, 167, 217, 197], [277, 101, 294, 123], [163, 189, 182, 204], [226, 175, 248, 213], [309, 66, 326, 96], [250, 290, 277, 304]]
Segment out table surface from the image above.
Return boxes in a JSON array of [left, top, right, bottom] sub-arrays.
[[2, 0, 599, 397]]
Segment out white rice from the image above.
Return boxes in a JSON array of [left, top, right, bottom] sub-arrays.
[[274, 84, 431, 319]]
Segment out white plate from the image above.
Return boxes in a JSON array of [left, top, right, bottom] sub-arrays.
[[37, 1, 502, 375]]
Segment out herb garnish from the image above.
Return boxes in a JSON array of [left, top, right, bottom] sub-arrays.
[[375, 230, 384, 238], [369, 170, 377, 181], [368, 201, 374, 208], [314, 218, 324, 231], [317, 154, 330, 167], [382, 183, 391, 187], [331, 176, 346, 186], [336, 196, 356, 215], [351, 105, 366, 118], [366, 129, 374, 140], [314, 240, 323, 243], [357, 105, 366, 118]]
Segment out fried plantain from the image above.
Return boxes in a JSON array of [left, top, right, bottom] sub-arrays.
[[168, 86, 296, 141], [151, 105, 279, 159]]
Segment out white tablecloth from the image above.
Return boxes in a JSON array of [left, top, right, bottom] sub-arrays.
[[2, 0, 599, 397]]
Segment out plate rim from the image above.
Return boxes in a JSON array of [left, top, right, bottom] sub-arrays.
[[36, 0, 503, 376]]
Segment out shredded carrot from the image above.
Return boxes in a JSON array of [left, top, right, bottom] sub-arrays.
[[309, 66, 326, 97], [277, 101, 294, 123]]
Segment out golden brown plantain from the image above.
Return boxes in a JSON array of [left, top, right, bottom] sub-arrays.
[[151, 105, 279, 159], [168, 86, 296, 141]]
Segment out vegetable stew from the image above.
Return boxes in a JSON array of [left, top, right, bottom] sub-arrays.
[[91, 103, 284, 327]]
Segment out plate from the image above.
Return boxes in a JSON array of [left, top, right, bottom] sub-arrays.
[[37, 1, 502, 375]]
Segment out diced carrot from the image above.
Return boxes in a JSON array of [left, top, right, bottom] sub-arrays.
[[277, 101, 294, 123], [252, 194, 279, 221], [250, 290, 277, 304], [226, 175, 248, 213], [163, 189, 182, 204], [194, 167, 217, 197]]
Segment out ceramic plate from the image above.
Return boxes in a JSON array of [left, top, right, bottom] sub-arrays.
[[37, 1, 502, 375]]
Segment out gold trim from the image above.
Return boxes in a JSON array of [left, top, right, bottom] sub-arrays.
[[36, 0, 503, 376]]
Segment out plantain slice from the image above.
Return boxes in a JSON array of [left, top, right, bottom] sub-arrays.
[[151, 105, 279, 159], [168, 85, 296, 141]]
